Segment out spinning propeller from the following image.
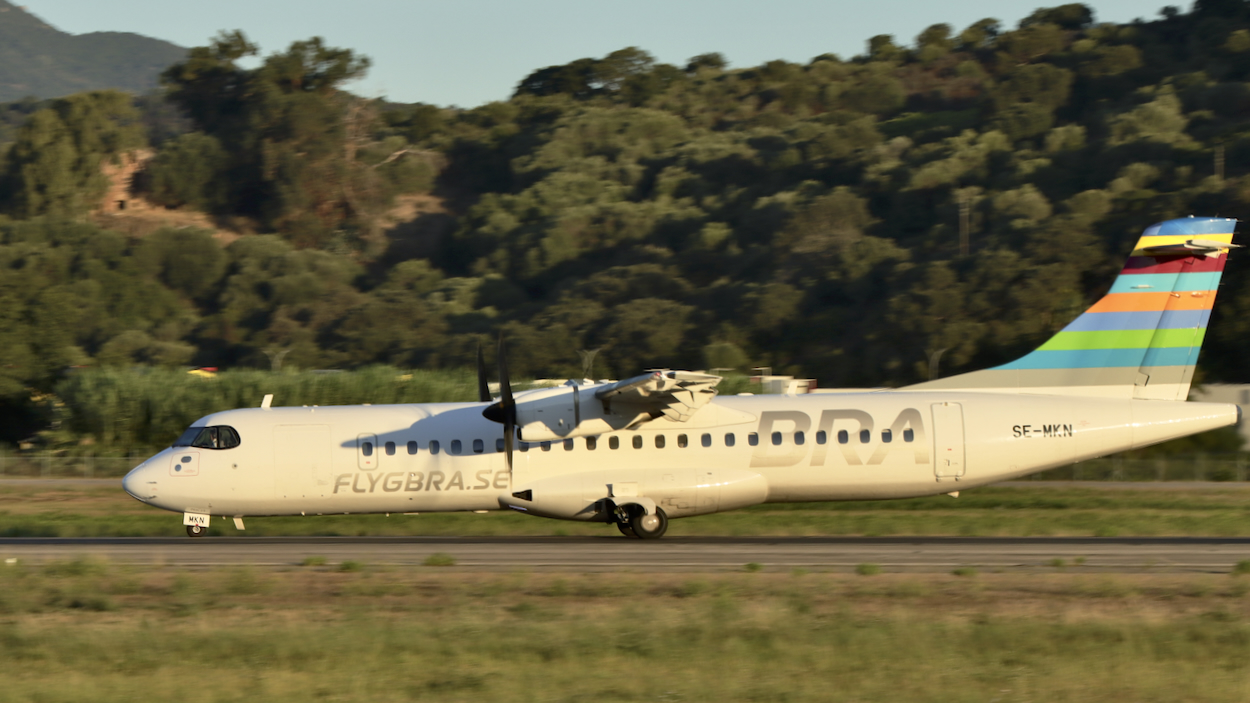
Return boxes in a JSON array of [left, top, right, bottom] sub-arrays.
[[480, 335, 517, 474]]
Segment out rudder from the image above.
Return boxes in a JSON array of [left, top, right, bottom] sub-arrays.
[[906, 216, 1238, 399]]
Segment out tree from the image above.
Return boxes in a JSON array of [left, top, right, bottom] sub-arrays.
[[2, 91, 144, 218], [161, 32, 379, 244], [143, 132, 228, 210], [916, 24, 954, 62], [685, 53, 727, 73], [1021, 4, 1095, 30]]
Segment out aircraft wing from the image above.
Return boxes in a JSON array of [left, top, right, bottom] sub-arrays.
[[595, 370, 722, 422]]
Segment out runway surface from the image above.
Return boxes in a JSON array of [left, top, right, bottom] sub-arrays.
[[3, 536, 1249, 573]]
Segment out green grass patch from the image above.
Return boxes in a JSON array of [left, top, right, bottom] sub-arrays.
[[6, 482, 1250, 537], [0, 563, 1247, 702], [423, 552, 456, 567], [855, 563, 881, 576]]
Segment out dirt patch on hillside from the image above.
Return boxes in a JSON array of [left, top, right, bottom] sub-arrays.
[[91, 148, 252, 243], [90, 149, 455, 252]]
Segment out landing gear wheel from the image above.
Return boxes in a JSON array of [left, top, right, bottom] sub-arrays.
[[616, 522, 637, 538], [629, 507, 668, 540], [186, 524, 206, 538]]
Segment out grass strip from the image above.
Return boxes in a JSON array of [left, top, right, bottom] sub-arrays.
[[3, 483, 1250, 537], [1, 561, 1248, 702]]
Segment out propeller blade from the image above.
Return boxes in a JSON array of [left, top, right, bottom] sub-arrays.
[[476, 344, 491, 403], [498, 334, 516, 475]]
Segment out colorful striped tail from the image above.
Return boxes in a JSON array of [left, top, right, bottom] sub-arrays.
[[907, 216, 1239, 399]]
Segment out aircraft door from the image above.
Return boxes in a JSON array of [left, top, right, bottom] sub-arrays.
[[357, 433, 378, 470], [931, 403, 966, 479], [274, 425, 331, 498]]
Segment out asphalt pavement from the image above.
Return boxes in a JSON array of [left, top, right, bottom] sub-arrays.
[[3, 535, 1248, 573]]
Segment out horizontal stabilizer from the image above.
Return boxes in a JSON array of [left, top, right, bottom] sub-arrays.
[[1141, 238, 1244, 257]]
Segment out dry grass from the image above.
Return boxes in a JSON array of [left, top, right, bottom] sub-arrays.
[[1, 562, 1248, 702], [5, 481, 1250, 538]]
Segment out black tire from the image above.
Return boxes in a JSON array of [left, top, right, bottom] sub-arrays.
[[186, 524, 206, 538], [629, 507, 668, 540], [616, 522, 638, 538]]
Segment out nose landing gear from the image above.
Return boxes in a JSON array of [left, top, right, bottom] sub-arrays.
[[186, 524, 206, 538]]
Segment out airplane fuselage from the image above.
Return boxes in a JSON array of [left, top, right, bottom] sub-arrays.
[[124, 390, 1237, 523]]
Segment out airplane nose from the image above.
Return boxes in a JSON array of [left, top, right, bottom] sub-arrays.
[[122, 470, 139, 499], [122, 461, 156, 502]]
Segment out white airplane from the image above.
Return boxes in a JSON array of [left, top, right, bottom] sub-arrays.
[[124, 216, 1242, 539]]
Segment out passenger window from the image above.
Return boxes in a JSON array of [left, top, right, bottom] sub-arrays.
[[609, 436, 620, 450], [385, 441, 396, 456], [677, 434, 688, 448], [564, 439, 574, 451], [361, 441, 374, 457], [496, 438, 505, 452], [541, 442, 551, 452], [838, 430, 849, 444], [701, 433, 712, 447], [725, 433, 736, 447], [450, 439, 462, 455], [771, 431, 782, 446], [429, 440, 440, 455], [748, 433, 759, 447], [407, 441, 418, 455], [473, 439, 484, 454], [655, 435, 666, 449], [859, 429, 871, 444], [587, 437, 597, 450], [903, 429, 914, 442], [519, 442, 530, 453], [632, 436, 643, 449], [816, 430, 827, 445], [795, 431, 805, 446], [881, 430, 892, 443]]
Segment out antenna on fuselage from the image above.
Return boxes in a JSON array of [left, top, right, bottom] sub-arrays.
[[261, 394, 273, 409]]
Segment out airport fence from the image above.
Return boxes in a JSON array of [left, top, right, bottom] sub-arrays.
[[0, 451, 1247, 482]]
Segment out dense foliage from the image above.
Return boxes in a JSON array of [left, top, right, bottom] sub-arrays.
[[4, 4, 1250, 448]]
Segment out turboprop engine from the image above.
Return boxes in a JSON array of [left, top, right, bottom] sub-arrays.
[[510, 371, 722, 441]]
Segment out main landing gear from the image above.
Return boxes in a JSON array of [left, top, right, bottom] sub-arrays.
[[614, 505, 668, 539]]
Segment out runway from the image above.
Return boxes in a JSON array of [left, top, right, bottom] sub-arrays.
[[3, 536, 1249, 573]]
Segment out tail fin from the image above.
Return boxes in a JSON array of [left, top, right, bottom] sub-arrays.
[[906, 216, 1239, 399]]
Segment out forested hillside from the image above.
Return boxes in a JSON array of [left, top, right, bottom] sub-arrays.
[[3, 2, 1250, 445], [0, 1, 185, 102]]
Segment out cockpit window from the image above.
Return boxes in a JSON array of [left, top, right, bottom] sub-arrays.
[[173, 425, 241, 450]]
